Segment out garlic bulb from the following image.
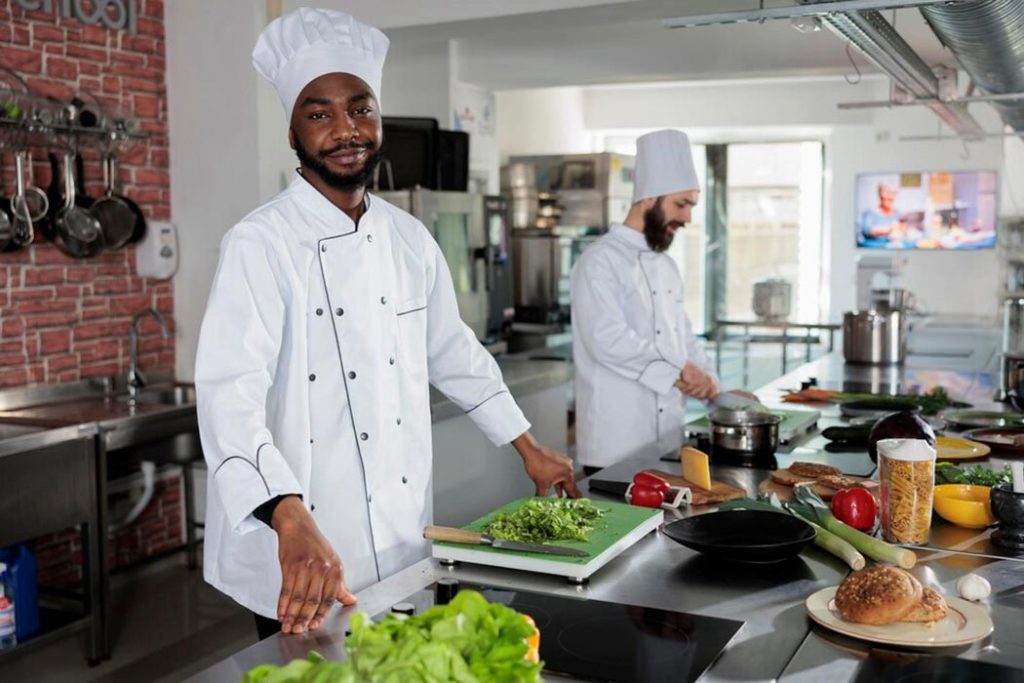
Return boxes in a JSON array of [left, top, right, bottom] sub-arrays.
[[956, 573, 991, 602]]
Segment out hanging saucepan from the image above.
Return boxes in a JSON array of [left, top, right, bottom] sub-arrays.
[[52, 151, 103, 258], [89, 153, 136, 249]]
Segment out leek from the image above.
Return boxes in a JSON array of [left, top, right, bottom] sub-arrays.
[[792, 486, 917, 569]]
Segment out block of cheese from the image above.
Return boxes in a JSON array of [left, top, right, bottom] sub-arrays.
[[680, 447, 712, 491]]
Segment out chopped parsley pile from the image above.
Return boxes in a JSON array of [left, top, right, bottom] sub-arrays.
[[483, 497, 605, 544]]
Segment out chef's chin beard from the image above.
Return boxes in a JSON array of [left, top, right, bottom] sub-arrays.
[[293, 134, 384, 192], [643, 198, 680, 252]]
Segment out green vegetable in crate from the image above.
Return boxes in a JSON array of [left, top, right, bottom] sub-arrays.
[[242, 590, 542, 682], [484, 497, 605, 544]]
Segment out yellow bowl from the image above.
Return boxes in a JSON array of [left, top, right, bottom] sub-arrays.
[[933, 484, 996, 529]]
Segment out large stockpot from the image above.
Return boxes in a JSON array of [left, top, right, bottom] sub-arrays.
[[843, 310, 907, 365], [708, 409, 781, 458]]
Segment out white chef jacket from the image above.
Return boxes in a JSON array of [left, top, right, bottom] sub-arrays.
[[571, 223, 716, 468], [195, 174, 530, 618]]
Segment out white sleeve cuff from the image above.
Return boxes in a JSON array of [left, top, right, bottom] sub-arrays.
[[465, 389, 531, 446], [213, 444, 303, 535], [638, 359, 682, 395]]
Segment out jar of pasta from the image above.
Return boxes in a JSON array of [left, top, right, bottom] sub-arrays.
[[877, 438, 937, 544]]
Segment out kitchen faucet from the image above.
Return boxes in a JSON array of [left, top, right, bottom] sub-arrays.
[[128, 307, 170, 402]]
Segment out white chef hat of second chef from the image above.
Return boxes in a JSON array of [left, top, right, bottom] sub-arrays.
[[632, 129, 700, 204], [252, 8, 390, 122]]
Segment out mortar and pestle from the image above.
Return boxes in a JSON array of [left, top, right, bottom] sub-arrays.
[[990, 462, 1024, 552]]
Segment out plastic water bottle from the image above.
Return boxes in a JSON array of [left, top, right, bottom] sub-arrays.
[[0, 562, 16, 649]]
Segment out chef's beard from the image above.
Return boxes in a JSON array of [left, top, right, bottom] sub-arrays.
[[293, 133, 384, 192], [643, 198, 681, 252]]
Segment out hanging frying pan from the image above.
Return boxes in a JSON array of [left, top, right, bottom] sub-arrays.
[[108, 155, 147, 244], [51, 151, 103, 258], [89, 153, 135, 249]]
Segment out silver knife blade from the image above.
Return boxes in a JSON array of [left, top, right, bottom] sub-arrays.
[[487, 537, 588, 557]]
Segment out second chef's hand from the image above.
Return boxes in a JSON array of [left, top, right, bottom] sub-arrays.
[[513, 432, 581, 499], [271, 496, 357, 634]]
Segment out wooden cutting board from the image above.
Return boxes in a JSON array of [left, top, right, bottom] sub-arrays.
[[758, 475, 878, 503], [644, 469, 747, 505]]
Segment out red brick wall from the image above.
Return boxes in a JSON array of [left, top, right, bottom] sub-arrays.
[[1, 1, 186, 582], [0, 0, 175, 387]]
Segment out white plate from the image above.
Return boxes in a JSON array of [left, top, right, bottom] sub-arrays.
[[805, 586, 993, 648]]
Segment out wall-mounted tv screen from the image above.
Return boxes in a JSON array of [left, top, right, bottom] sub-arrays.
[[855, 170, 998, 250]]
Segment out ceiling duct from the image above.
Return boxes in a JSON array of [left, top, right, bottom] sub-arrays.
[[798, 1, 987, 138], [919, 0, 1024, 135]]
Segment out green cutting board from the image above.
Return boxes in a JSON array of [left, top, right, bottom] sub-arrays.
[[430, 497, 662, 581]]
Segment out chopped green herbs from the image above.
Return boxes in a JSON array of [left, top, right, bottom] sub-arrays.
[[836, 387, 970, 415], [935, 462, 1013, 487], [484, 497, 605, 544]]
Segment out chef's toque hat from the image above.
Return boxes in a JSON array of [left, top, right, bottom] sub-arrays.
[[632, 129, 700, 203], [253, 7, 389, 122]]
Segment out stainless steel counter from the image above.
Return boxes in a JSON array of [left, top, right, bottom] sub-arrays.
[[430, 356, 571, 422], [186, 353, 1024, 682]]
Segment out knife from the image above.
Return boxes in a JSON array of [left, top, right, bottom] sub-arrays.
[[424, 526, 588, 557]]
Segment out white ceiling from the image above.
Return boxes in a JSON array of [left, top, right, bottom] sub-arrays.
[[282, 0, 644, 29], [373, 0, 958, 92]]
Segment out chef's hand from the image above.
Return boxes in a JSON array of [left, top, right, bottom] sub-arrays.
[[676, 362, 718, 401], [271, 496, 357, 634], [513, 432, 581, 499]]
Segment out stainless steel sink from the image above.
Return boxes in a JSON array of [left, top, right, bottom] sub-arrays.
[[122, 384, 197, 406]]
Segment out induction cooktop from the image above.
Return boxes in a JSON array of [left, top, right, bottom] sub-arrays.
[[375, 580, 745, 683], [854, 655, 1024, 682]]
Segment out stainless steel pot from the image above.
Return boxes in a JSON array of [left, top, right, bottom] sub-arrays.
[[708, 409, 781, 456], [752, 278, 791, 321], [843, 310, 906, 365]]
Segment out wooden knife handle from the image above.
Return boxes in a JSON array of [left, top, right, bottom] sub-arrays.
[[423, 526, 484, 545]]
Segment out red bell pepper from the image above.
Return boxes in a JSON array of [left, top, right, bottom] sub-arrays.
[[632, 471, 672, 496], [830, 487, 877, 531], [628, 484, 665, 509]]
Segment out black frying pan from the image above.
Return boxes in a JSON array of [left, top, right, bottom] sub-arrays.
[[89, 154, 135, 249], [663, 510, 815, 563], [107, 154, 146, 245]]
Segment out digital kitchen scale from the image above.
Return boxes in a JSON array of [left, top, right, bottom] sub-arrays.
[[374, 581, 745, 683]]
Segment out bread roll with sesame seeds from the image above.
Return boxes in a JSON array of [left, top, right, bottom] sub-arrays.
[[834, 567, 923, 625]]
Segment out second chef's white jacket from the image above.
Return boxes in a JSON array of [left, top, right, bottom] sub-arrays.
[[195, 174, 529, 618], [571, 223, 716, 468]]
